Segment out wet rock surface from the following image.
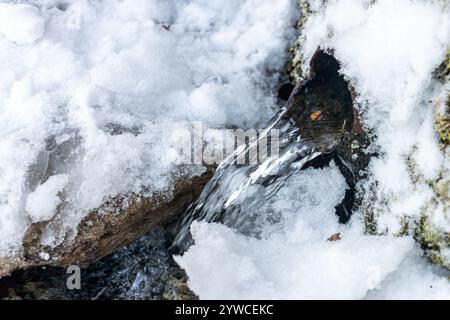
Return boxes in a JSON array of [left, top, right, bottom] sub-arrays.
[[287, 50, 354, 153], [0, 227, 197, 300], [169, 50, 371, 255], [287, 50, 372, 224], [0, 169, 213, 278]]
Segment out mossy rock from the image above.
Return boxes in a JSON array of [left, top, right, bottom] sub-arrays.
[[416, 214, 450, 268], [290, 0, 313, 84], [418, 49, 450, 268], [433, 49, 450, 148], [291, 0, 450, 271]]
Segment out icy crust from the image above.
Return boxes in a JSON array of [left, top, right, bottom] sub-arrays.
[[0, 0, 299, 257], [294, 0, 450, 264]]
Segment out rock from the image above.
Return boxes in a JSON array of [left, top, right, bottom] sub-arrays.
[[1, 226, 197, 300], [0, 169, 213, 278], [292, 2, 450, 271], [287, 49, 371, 224], [287, 50, 354, 153], [414, 53, 450, 268], [162, 275, 198, 300]]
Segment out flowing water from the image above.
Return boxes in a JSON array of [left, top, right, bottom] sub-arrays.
[[171, 107, 324, 252], [171, 51, 355, 253]]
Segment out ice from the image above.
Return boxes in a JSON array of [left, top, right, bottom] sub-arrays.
[[0, 0, 298, 257]]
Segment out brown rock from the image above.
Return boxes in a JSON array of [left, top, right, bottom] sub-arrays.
[[0, 169, 213, 277], [287, 50, 354, 153]]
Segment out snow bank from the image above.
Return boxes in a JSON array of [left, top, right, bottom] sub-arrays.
[[177, 164, 450, 299], [366, 250, 450, 300], [0, 0, 298, 257], [300, 0, 449, 234]]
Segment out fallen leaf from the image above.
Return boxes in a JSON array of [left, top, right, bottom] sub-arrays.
[[310, 110, 323, 121], [327, 233, 341, 242]]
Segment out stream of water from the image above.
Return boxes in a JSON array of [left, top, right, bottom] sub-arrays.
[[171, 106, 324, 252], [171, 51, 355, 253]]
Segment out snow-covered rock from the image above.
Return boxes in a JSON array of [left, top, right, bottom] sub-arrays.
[[0, 0, 298, 274], [294, 0, 450, 267]]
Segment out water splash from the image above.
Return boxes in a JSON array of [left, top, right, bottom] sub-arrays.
[[171, 50, 355, 253], [171, 107, 322, 252]]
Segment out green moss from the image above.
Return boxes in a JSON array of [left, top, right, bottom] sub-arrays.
[[416, 214, 450, 269], [395, 56, 450, 268], [413, 167, 449, 269], [394, 217, 411, 237], [411, 49, 450, 269], [435, 104, 450, 147], [433, 48, 450, 148], [290, 0, 313, 83], [433, 48, 450, 83], [413, 173, 450, 269], [359, 180, 387, 236], [428, 175, 450, 205], [431, 253, 445, 267], [435, 179, 449, 201]]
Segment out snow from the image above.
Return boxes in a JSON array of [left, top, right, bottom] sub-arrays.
[[0, 0, 298, 257], [38, 251, 50, 261], [25, 174, 69, 223], [0, 3, 45, 44], [366, 250, 450, 300]]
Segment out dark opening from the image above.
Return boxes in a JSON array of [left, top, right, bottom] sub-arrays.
[[287, 50, 354, 153], [277, 83, 295, 101], [287, 50, 355, 224]]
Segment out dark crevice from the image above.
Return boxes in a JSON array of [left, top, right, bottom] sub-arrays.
[[301, 152, 355, 224], [287, 50, 357, 223], [287, 50, 354, 153], [277, 83, 295, 101]]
